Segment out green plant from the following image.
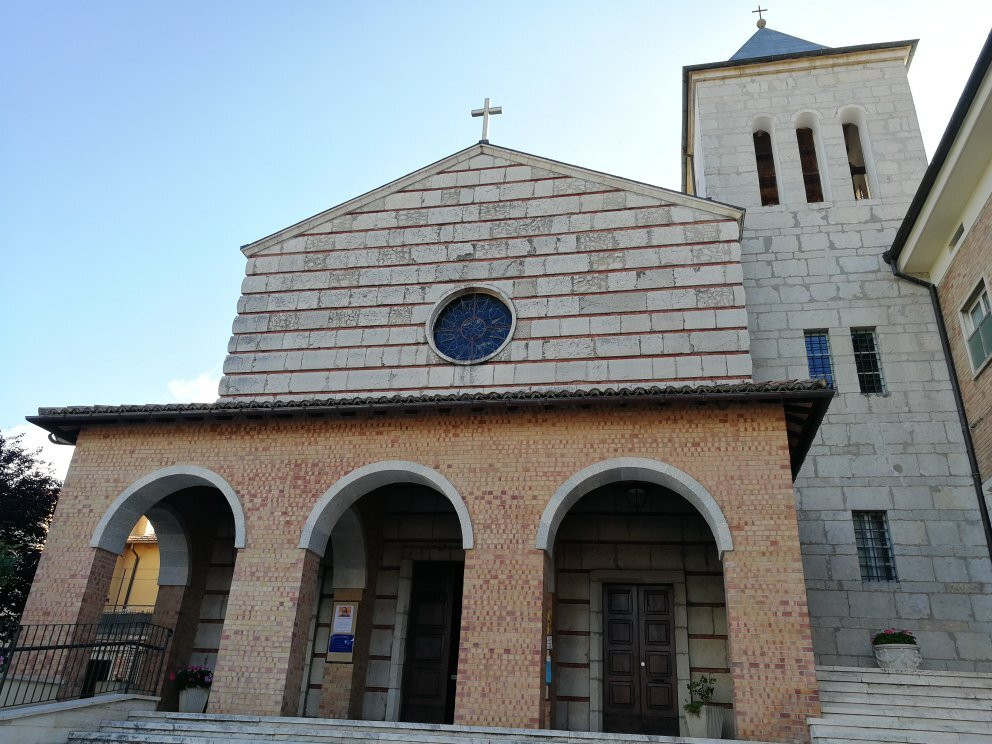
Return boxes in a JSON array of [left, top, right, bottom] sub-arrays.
[[872, 628, 917, 645], [683, 674, 716, 716], [169, 665, 213, 690]]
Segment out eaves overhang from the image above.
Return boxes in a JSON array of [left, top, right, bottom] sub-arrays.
[[885, 29, 992, 275], [29, 381, 832, 481]]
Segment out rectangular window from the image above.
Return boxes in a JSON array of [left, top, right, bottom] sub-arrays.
[[851, 328, 885, 394], [796, 128, 824, 203], [963, 282, 992, 371], [804, 330, 835, 388], [853, 511, 897, 581]]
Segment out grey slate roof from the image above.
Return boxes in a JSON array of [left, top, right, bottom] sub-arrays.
[[730, 26, 828, 61]]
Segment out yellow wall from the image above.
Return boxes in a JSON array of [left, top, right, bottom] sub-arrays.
[[105, 517, 160, 610]]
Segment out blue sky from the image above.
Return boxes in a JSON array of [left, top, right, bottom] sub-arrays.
[[2, 0, 990, 476]]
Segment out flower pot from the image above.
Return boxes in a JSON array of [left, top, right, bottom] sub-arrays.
[[685, 705, 724, 739], [873, 643, 921, 671], [178, 686, 210, 713]]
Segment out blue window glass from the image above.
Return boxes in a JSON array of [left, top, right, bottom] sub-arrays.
[[804, 330, 835, 388], [433, 293, 513, 362]]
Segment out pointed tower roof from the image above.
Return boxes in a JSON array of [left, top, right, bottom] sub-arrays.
[[729, 25, 828, 61]]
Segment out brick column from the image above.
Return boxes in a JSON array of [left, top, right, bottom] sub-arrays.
[[454, 548, 546, 728], [20, 546, 118, 627], [722, 504, 820, 743], [208, 547, 320, 716]]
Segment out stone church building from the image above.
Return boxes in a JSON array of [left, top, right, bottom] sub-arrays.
[[20, 22, 992, 744]]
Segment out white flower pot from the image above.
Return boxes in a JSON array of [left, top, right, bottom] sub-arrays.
[[178, 686, 210, 713], [873, 643, 921, 670], [685, 705, 724, 739]]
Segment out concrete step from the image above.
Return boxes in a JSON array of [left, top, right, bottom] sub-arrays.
[[73, 712, 776, 744], [808, 720, 992, 744], [815, 679, 992, 702], [817, 665, 992, 687], [807, 712, 991, 735], [819, 700, 992, 722], [819, 689, 992, 710]]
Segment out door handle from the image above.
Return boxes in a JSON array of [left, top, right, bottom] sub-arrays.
[[450, 674, 457, 680], [640, 661, 645, 667]]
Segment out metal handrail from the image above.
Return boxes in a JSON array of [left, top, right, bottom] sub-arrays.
[[0, 621, 172, 709]]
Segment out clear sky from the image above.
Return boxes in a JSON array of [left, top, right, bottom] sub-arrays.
[[2, 0, 991, 477]]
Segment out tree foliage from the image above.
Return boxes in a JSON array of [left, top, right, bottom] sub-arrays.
[[0, 432, 61, 624]]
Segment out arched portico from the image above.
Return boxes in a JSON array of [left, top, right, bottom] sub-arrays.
[[299, 460, 475, 555], [536, 457, 733, 556], [91, 464, 247, 554]]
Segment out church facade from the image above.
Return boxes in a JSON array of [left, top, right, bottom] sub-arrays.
[[20, 24, 992, 744]]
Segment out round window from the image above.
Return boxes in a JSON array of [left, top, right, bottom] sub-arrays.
[[430, 291, 514, 364]]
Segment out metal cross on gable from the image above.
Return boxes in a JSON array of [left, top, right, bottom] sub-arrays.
[[752, 5, 768, 20], [471, 97, 502, 143]]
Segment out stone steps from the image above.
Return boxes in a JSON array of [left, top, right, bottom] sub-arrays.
[[809, 666, 992, 744], [70, 711, 773, 744]]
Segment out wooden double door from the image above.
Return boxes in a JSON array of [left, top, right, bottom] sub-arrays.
[[400, 561, 464, 724], [603, 584, 678, 735]]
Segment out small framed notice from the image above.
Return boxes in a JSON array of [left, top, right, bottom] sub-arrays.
[[327, 602, 358, 663], [332, 603, 356, 634]]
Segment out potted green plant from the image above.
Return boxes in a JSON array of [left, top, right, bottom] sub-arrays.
[[170, 665, 213, 713], [872, 628, 921, 670], [684, 674, 723, 738]]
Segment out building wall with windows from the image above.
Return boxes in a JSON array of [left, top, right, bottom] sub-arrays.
[[937, 190, 992, 484], [685, 40, 992, 669]]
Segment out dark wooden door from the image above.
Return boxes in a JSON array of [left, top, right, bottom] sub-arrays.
[[603, 584, 677, 735], [400, 562, 463, 724]]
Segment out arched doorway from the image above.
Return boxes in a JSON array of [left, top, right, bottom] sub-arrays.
[[539, 458, 734, 738], [90, 466, 246, 710], [297, 461, 473, 724]]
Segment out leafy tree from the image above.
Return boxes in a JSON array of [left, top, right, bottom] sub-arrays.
[[0, 432, 61, 625]]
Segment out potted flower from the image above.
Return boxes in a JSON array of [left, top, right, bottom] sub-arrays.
[[872, 628, 921, 670], [684, 674, 723, 738], [170, 665, 213, 713]]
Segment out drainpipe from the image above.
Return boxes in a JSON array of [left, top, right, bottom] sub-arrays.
[[122, 545, 141, 610], [885, 259, 992, 563]]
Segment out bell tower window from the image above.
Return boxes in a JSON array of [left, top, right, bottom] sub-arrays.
[[796, 127, 824, 203], [752, 129, 780, 206]]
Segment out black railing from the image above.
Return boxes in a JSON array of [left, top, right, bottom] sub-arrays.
[[0, 621, 172, 708], [100, 605, 155, 628]]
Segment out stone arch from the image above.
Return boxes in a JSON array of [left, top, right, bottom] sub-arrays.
[[144, 503, 191, 586], [329, 507, 366, 589], [299, 461, 474, 556], [536, 457, 733, 557], [90, 465, 247, 556]]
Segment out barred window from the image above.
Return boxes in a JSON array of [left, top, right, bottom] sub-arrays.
[[851, 328, 885, 394], [804, 330, 835, 388], [853, 511, 897, 581]]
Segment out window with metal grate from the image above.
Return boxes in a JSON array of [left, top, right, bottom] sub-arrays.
[[804, 330, 835, 388], [853, 511, 897, 581], [851, 328, 885, 394]]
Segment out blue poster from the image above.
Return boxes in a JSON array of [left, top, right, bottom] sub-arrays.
[[329, 634, 354, 653]]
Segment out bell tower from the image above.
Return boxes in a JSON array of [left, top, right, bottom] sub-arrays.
[[682, 24, 991, 670]]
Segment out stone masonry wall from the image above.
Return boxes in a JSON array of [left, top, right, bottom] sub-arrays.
[[689, 48, 992, 669], [24, 401, 817, 741], [219, 147, 750, 399]]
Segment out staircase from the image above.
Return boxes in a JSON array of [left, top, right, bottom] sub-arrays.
[[808, 665, 992, 743], [69, 711, 772, 744]]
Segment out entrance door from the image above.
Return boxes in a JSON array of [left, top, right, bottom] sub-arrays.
[[603, 584, 677, 735], [400, 561, 463, 724]]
